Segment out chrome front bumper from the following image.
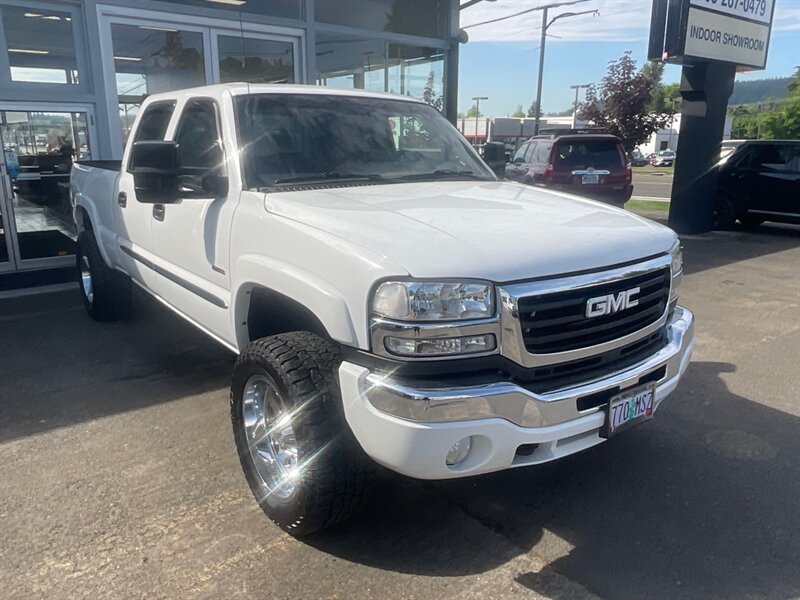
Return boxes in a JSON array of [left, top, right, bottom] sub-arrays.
[[361, 306, 694, 428]]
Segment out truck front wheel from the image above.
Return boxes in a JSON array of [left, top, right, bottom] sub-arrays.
[[231, 332, 371, 536], [76, 230, 131, 321]]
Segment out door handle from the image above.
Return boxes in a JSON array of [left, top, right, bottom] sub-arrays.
[[153, 204, 165, 221], [117, 192, 127, 207]]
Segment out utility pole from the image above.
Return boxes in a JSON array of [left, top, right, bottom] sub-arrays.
[[532, 2, 598, 135], [569, 83, 591, 128], [472, 95, 488, 149]]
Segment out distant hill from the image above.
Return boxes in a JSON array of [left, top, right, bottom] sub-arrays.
[[729, 77, 792, 106]]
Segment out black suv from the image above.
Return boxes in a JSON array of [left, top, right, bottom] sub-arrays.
[[505, 132, 633, 206], [714, 140, 800, 228]]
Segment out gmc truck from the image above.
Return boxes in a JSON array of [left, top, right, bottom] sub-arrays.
[[71, 84, 694, 536]]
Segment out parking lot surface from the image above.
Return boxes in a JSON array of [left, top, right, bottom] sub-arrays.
[[1, 219, 798, 599]]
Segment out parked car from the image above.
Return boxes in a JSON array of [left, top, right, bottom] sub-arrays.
[[651, 150, 676, 167], [504, 132, 633, 206], [71, 84, 693, 537], [630, 149, 649, 167], [714, 140, 800, 229]]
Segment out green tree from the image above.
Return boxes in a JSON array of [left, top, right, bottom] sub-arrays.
[[759, 68, 800, 139], [466, 104, 480, 118], [526, 100, 542, 118], [641, 61, 666, 113], [422, 71, 443, 111], [578, 52, 669, 153], [511, 105, 526, 118]]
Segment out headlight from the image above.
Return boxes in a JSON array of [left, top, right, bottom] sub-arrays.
[[372, 280, 495, 321], [671, 241, 683, 276], [670, 241, 683, 306]]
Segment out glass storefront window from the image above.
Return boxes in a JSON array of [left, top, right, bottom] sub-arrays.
[[159, 0, 303, 21], [315, 0, 449, 39], [316, 34, 386, 93], [1, 5, 79, 84], [218, 36, 295, 84], [387, 45, 445, 110], [0, 110, 89, 260], [110, 24, 205, 144], [316, 36, 446, 110]]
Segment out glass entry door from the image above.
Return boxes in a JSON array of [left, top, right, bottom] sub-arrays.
[[0, 106, 95, 271]]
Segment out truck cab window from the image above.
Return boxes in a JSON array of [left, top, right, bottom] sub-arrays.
[[134, 102, 176, 142], [174, 100, 225, 191]]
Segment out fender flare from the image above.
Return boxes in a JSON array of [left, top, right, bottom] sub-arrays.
[[232, 254, 360, 350], [73, 196, 116, 268]]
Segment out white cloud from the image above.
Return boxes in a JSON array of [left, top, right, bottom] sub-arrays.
[[459, 0, 800, 43]]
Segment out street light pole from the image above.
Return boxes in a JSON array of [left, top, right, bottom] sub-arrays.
[[533, 8, 548, 136], [531, 1, 597, 136], [569, 83, 591, 128], [472, 95, 488, 149]]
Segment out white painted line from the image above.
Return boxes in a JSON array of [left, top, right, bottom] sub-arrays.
[[632, 196, 671, 202]]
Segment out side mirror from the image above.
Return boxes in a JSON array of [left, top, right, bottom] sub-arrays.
[[129, 141, 179, 204], [482, 141, 507, 178]]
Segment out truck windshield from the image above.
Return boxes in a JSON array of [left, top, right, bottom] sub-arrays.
[[235, 94, 495, 189]]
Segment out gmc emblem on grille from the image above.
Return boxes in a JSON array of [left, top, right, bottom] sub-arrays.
[[585, 287, 640, 318]]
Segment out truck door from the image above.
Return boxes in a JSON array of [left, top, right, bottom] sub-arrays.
[[151, 97, 236, 340], [115, 101, 176, 289]]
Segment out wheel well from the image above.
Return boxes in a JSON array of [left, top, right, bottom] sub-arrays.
[[244, 286, 330, 344], [75, 206, 92, 233]]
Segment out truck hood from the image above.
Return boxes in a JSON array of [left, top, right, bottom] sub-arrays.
[[263, 181, 676, 281]]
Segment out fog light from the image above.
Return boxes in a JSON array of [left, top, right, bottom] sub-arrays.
[[385, 334, 496, 357], [446, 437, 472, 467]]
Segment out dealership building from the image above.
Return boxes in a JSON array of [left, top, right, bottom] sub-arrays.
[[0, 0, 460, 279]]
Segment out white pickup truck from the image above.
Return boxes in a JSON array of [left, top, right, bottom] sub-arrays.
[[71, 84, 694, 536]]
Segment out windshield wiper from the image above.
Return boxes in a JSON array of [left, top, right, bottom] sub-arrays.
[[399, 169, 487, 181], [273, 172, 385, 185]]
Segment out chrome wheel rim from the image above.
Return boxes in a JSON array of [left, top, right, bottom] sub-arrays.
[[80, 254, 93, 304], [242, 374, 299, 500]]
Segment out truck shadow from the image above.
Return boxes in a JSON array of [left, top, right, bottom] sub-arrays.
[[0, 288, 234, 444], [309, 360, 800, 600]]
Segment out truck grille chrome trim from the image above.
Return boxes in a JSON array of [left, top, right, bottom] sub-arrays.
[[498, 254, 673, 368]]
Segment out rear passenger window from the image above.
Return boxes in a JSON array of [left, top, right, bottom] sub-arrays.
[[133, 102, 176, 142], [536, 143, 551, 163]]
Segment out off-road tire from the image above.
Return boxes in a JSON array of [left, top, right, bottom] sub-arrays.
[[76, 230, 131, 321], [231, 332, 371, 537]]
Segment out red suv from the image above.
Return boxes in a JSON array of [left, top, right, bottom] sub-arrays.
[[505, 132, 633, 206]]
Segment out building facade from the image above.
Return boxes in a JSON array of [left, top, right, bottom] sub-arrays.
[[0, 0, 459, 276]]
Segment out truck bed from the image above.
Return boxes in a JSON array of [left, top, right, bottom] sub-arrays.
[[76, 160, 122, 171]]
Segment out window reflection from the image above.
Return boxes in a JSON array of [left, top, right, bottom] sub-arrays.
[[110, 24, 205, 143], [0, 110, 88, 260], [315, 0, 448, 39], [2, 5, 79, 84], [218, 36, 295, 84], [316, 36, 445, 110]]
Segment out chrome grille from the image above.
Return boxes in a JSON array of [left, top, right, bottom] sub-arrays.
[[517, 267, 670, 354]]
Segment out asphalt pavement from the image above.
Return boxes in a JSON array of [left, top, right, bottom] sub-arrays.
[[1, 218, 798, 599], [632, 170, 673, 200]]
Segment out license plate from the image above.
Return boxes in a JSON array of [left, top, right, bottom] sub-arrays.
[[581, 174, 599, 184], [603, 384, 656, 438]]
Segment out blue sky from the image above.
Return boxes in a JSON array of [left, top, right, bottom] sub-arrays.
[[458, 0, 800, 116]]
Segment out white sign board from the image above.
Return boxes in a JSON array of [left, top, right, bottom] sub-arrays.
[[683, 0, 775, 68]]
